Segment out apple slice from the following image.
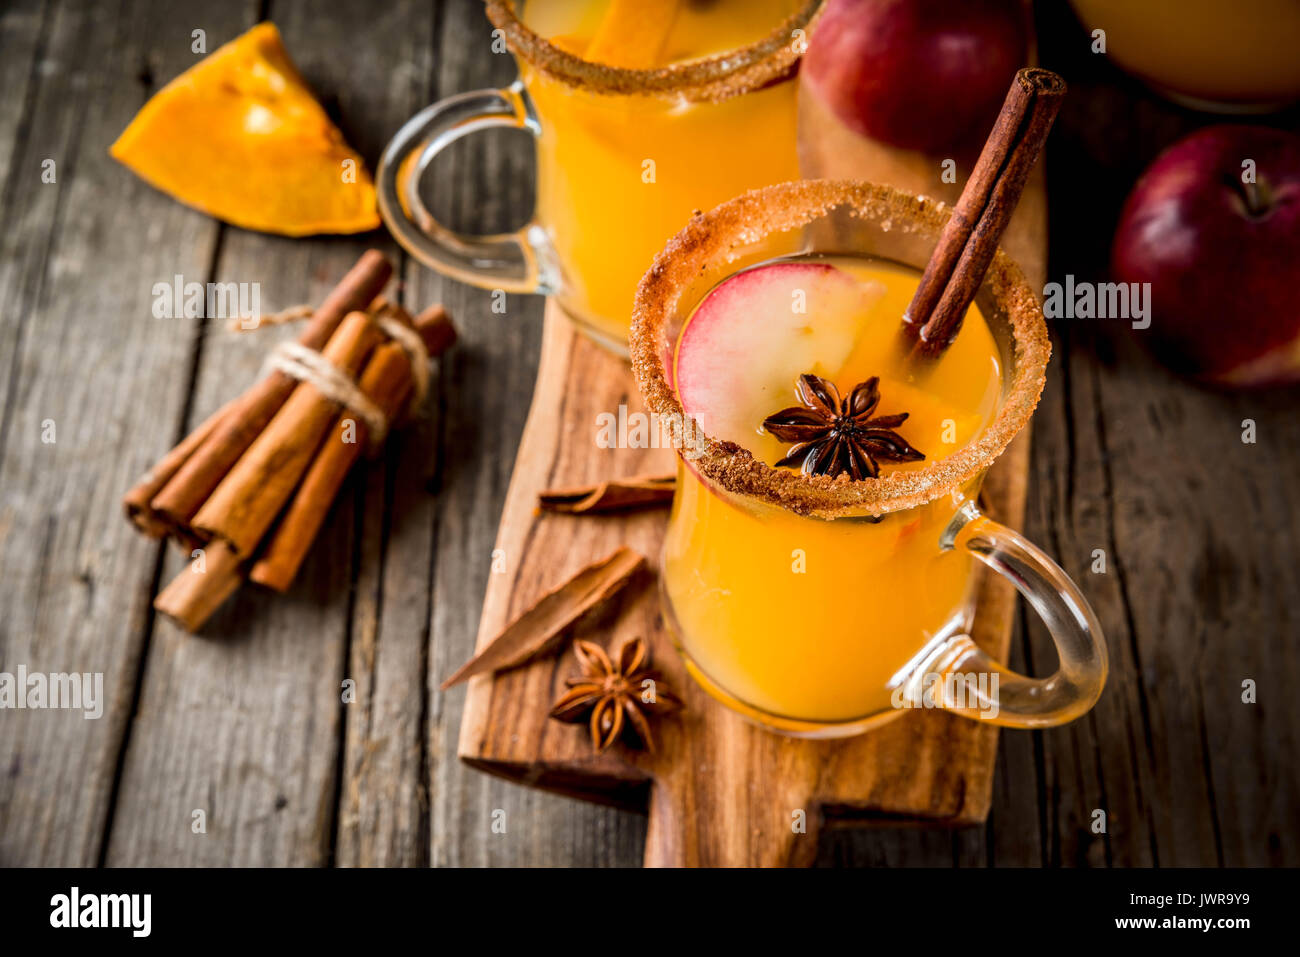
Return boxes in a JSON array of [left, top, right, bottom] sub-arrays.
[[675, 262, 882, 457]]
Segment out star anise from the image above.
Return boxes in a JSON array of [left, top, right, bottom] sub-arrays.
[[762, 373, 924, 480], [549, 637, 682, 753]]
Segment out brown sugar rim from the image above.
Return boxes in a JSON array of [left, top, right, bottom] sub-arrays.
[[629, 179, 1051, 519], [483, 1, 824, 103]]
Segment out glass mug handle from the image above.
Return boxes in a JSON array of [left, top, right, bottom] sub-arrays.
[[903, 500, 1109, 728], [376, 80, 558, 295]]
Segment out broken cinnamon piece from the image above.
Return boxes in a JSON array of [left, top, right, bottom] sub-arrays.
[[153, 540, 244, 633], [538, 473, 676, 514], [440, 547, 645, 690]]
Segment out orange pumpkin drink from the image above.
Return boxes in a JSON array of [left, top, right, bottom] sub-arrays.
[[491, 0, 817, 351], [517, 0, 811, 351], [381, 2, 822, 353], [663, 256, 1001, 725], [632, 180, 1108, 738]]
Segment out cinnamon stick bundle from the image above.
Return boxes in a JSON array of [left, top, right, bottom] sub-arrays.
[[902, 68, 1065, 356], [128, 250, 393, 534], [150, 304, 455, 631], [250, 306, 454, 591], [124, 250, 458, 632], [193, 310, 386, 555]]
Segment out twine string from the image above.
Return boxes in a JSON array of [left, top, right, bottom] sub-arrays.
[[253, 308, 432, 451], [375, 316, 431, 408]]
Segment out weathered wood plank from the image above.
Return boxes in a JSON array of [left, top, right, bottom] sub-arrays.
[[0, 0, 47, 194], [984, 611, 1048, 865], [1022, 330, 1156, 867], [102, 0, 414, 866], [410, 0, 650, 868], [308, 0, 438, 869], [1088, 337, 1300, 868], [1021, 0, 1300, 867], [0, 0, 235, 865]]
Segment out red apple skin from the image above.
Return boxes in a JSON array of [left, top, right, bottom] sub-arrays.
[[802, 0, 1026, 153], [1111, 125, 1300, 387]]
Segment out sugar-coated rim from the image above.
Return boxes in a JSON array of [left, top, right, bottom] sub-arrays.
[[483, 0, 823, 103], [629, 179, 1051, 519]]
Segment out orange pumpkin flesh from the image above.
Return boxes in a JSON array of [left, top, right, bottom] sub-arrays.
[[110, 23, 379, 236]]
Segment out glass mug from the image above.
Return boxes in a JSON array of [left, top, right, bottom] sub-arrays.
[[377, 0, 822, 355], [629, 180, 1108, 737]]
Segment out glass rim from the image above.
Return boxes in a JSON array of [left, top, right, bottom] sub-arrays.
[[629, 179, 1052, 520], [482, 0, 824, 102]]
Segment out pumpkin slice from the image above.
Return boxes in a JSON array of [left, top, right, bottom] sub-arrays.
[[584, 0, 683, 68], [110, 22, 378, 236]]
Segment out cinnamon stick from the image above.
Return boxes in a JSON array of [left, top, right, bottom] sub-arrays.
[[538, 473, 676, 514], [153, 540, 244, 633], [149, 250, 392, 528], [123, 397, 237, 538], [193, 311, 385, 555], [249, 306, 457, 592], [440, 547, 646, 689], [902, 68, 1064, 356]]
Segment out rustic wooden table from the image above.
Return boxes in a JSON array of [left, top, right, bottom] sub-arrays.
[[1, 0, 1296, 867]]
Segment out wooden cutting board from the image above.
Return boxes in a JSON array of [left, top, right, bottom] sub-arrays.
[[458, 107, 1046, 866]]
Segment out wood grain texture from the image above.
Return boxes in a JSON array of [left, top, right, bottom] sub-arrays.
[[1020, 0, 1300, 867], [0, 0, 235, 866], [316, 0, 647, 867], [0, 0, 46, 193], [413, 1, 649, 868], [326, 45, 444, 869]]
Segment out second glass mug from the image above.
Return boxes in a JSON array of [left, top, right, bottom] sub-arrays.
[[377, 0, 823, 355], [629, 180, 1108, 736]]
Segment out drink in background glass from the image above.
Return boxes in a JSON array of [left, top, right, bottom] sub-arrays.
[[380, 0, 821, 354], [630, 180, 1107, 736], [1068, 0, 1300, 111]]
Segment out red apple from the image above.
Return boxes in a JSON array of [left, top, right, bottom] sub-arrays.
[[1111, 125, 1300, 387], [802, 0, 1027, 153]]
